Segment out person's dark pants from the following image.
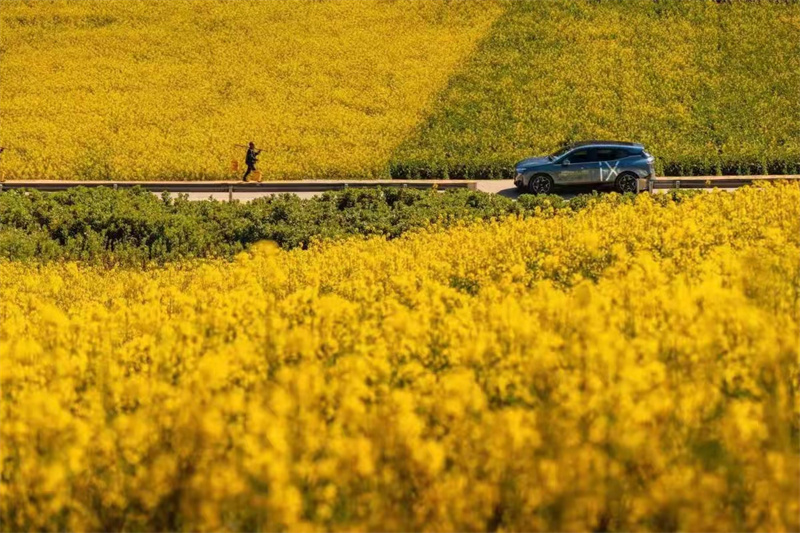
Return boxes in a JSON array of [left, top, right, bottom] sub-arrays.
[[242, 165, 255, 181]]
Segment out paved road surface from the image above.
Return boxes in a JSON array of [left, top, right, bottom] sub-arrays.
[[178, 181, 613, 202], [2, 178, 779, 202], [177, 181, 666, 202]]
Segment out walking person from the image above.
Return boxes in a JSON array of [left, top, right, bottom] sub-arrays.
[[242, 142, 261, 182]]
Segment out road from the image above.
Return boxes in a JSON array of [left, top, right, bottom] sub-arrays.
[[166, 181, 510, 202], [2, 176, 796, 202], [177, 181, 617, 202], [175, 180, 712, 202]]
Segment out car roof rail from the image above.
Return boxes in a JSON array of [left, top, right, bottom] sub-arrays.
[[571, 140, 644, 148]]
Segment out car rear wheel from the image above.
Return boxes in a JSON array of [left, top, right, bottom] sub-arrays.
[[615, 172, 638, 194], [528, 174, 554, 195]]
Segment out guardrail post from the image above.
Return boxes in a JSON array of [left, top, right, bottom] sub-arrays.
[[228, 184, 233, 202], [647, 177, 653, 194], [675, 180, 680, 190], [113, 183, 118, 191]]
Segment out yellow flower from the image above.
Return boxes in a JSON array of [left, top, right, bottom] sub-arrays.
[[0, 184, 798, 531]]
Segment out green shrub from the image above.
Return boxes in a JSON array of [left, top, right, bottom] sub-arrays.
[[0, 186, 704, 266]]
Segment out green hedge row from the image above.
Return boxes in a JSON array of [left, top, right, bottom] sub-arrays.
[[0, 186, 697, 266]]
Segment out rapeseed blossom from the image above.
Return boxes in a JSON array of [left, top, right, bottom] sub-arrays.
[[3, 1, 797, 180], [0, 0, 502, 180], [392, 1, 800, 178], [1, 184, 798, 531]]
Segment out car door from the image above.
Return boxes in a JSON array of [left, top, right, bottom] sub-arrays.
[[595, 147, 622, 184], [557, 148, 596, 184]]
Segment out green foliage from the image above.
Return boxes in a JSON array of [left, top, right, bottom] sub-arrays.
[[391, 0, 800, 178], [2, 185, 713, 266], [2, 186, 681, 265], [0, 187, 516, 265], [0, 183, 719, 266]]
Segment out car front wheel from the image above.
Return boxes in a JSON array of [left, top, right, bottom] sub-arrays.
[[528, 174, 554, 195], [615, 172, 638, 194]]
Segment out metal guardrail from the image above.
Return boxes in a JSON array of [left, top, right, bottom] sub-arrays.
[[647, 175, 800, 192], [0, 180, 478, 197], [1, 176, 798, 198]]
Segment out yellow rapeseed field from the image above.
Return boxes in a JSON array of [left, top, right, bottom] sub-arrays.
[[0, 0, 502, 181], [1, 184, 798, 531], [392, 0, 800, 178]]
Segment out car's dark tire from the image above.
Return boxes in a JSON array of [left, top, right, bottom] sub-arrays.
[[615, 172, 638, 194], [528, 174, 554, 195]]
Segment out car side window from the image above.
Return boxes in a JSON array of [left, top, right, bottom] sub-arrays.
[[568, 149, 590, 163], [595, 148, 617, 162]]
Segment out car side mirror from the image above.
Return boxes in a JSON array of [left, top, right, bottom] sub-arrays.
[[562, 159, 570, 166]]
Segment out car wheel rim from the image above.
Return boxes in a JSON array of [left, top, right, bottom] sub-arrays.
[[533, 176, 550, 194], [620, 175, 636, 193]]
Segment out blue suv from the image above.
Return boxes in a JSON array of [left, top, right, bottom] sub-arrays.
[[514, 141, 655, 194]]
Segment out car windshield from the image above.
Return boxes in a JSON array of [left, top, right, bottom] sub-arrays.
[[548, 145, 573, 160]]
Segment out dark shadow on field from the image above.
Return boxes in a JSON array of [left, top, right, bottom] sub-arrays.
[[389, 1, 800, 179], [388, 1, 635, 181], [493, 184, 523, 200], [388, 2, 522, 181]]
